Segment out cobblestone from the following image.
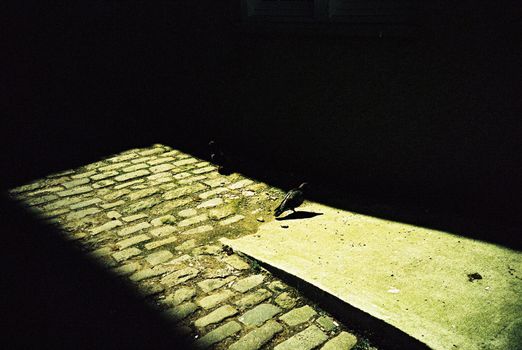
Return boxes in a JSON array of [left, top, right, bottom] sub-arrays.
[[127, 187, 160, 200], [164, 302, 199, 322], [197, 198, 223, 209], [229, 320, 283, 350], [107, 153, 137, 162], [203, 178, 230, 188], [148, 171, 172, 181], [183, 225, 213, 236], [223, 255, 251, 270], [147, 156, 175, 166], [42, 196, 85, 210], [161, 267, 199, 285], [116, 234, 151, 249], [194, 321, 242, 349], [232, 274, 265, 293], [192, 166, 215, 174], [41, 208, 69, 218], [114, 169, 150, 182], [112, 247, 142, 262], [209, 205, 236, 220], [10, 145, 363, 350], [57, 185, 93, 197], [66, 207, 101, 220], [198, 276, 237, 294], [93, 179, 115, 189], [114, 179, 144, 189], [103, 189, 130, 201], [118, 222, 151, 236], [150, 225, 176, 237], [268, 281, 288, 292], [199, 187, 229, 199], [26, 186, 64, 196], [139, 282, 165, 297], [229, 179, 254, 190], [129, 265, 169, 282], [100, 200, 125, 209], [164, 287, 196, 306], [145, 250, 174, 266], [112, 262, 141, 276], [63, 178, 91, 189], [235, 288, 272, 310], [178, 214, 208, 228], [144, 236, 178, 250], [98, 162, 130, 172], [25, 194, 58, 206], [178, 208, 198, 217], [275, 292, 297, 309], [219, 215, 245, 226], [163, 184, 206, 200], [150, 214, 176, 226], [274, 325, 328, 350], [152, 198, 192, 214], [162, 150, 179, 157], [122, 163, 149, 173], [91, 246, 112, 258], [179, 175, 207, 185], [174, 172, 191, 179], [90, 220, 123, 235], [10, 181, 46, 193], [197, 290, 236, 310], [91, 170, 119, 180], [239, 303, 282, 327], [316, 316, 337, 332], [150, 163, 175, 173], [194, 305, 238, 328], [139, 147, 165, 156], [279, 305, 317, 327], [173, 158, 198, 166], [321, 331, 357, 350], [106, 210, 122, 219], [69, 197, 101, 209]]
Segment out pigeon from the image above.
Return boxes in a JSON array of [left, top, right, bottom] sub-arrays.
[[208, 140, 229, 174], [274, 182, 308, 217]]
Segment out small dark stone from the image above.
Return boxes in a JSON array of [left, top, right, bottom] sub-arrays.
[[222, 245, 234, 255], [467, 272, 483, 282]]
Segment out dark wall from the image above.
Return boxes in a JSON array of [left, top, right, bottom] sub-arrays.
[[5, 1, 521, 223], [222, 22, 521, 221], [5, 1, 237, 185]]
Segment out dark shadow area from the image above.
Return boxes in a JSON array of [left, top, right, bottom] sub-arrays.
[[0, 195, 195, 349], [251, 257, 430, 350], [276, 211, 323, 220], [4, 1, 521, 251]]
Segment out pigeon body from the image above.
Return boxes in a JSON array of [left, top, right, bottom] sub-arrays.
[[274, 183, 307, 217], [208, 140, 229, 174]]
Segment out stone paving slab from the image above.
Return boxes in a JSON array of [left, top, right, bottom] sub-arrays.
[[222, 202, 522, 350], [8, 144, 364, 350]]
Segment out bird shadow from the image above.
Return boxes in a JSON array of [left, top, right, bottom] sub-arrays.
[[276, 211, 323, 221]]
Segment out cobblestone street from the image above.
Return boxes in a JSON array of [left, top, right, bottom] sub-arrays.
[[9, 144, 372, 350]]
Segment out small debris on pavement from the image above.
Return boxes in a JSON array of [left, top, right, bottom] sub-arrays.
[[222, 245, 234, 255], [467, 272, 483, 282]]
